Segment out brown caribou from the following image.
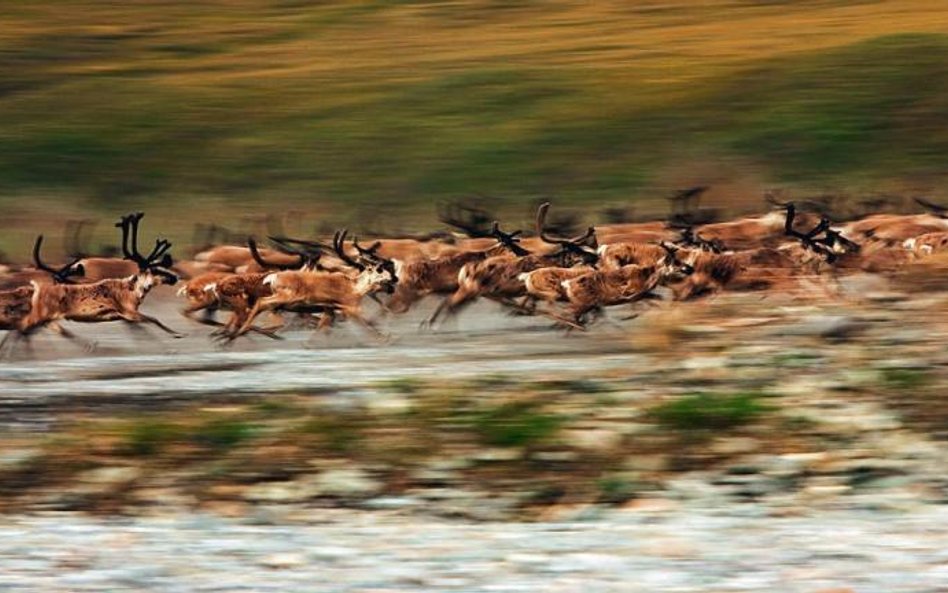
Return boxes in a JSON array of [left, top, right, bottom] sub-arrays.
[[19, 213, 182, 342], [229, 231, 398, 339], [555, 245, 694, 329], [386, 222, 533, 314], [426, 203, 598, 326]]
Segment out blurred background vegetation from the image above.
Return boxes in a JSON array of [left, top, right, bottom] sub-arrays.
[[2, 0, 948, 256]]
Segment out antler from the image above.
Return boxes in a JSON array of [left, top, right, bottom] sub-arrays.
[[63, 219, 96, 259], [249, 237, 306, 270], [117, 212, 175, 272], [352, 237, 383, 261], [438, 201, 494, 238], [915, 196, 948, 218], [780, 205, 840, 262], [765, 190, 792, 208], [332, 229, 365, 271], [32, 235, 85, 283], [535, 202, 597, 247], [671, 186, 708, 202], [115, 214, 134, 260], [490, 221, 530, 256], [268, 235, 329, 252], [819, 228, 861, 254]]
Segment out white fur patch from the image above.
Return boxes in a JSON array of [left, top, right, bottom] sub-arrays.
[[760, 210, 786, 227], [519, 272, 535, 294]]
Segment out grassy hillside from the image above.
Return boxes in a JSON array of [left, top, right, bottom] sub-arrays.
[[2, 1, 948, 253]]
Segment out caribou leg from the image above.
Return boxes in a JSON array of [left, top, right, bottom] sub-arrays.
[[119, 312, 185, 338], [338, 304, 387, 338], [46, 321, 97, 352], [0, 330, 20, 360]]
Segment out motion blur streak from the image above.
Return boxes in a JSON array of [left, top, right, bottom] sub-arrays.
[[1, 2, 948, 592]]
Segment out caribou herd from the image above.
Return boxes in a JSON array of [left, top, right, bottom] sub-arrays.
[[2, 192, 948, 351]]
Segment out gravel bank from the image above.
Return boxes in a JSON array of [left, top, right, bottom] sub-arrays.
[[1, 504, 946, 592]]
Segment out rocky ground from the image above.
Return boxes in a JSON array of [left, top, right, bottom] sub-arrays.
[[1, 504, 946, 592], [0, 269, 947, 590]]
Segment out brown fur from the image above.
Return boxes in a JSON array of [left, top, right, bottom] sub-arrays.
[[178, 271, 233, 323], [520, 265, 594, 305], [0, 286, 34, 330], [696, 210, 823, 250], [387, 243, 516, 313], [672, 252, 744, 300], [906, 231, 948, 256], [195, 245, 300, 271], [842, 214, 948, 244], [558, 264, 664, 327], [595, 222, 675, 245], [21, 272, 180, 337], [234, 266, 393, 338], [597, 242, 667, 271], [208, 272, 282, 337]]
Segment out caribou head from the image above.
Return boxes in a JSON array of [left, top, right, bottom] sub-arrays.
[[659, 241, 695, 280], [333, 230, 398, 293]]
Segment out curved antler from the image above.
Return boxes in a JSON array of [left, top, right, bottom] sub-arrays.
[[536, 202, 596, 246], [64, 219, 96, 259], [915, 196, 948, 218], [332, 230, 365, 271], [765, 191, 792, 208], [490, 221, 530, 256], [352, 237, 382, 260], [268, 235, 328, 252], [32, 235, 84, 283], [117, 212, 174, 272], [438, 200, 494, 238], [249, 237, 304, 270]]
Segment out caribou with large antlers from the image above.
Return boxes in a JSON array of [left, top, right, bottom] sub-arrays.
[[0, 237, 87, 350], [387, 221, 533, 314], [426, 203, 598, 326], [226, 230, 398, 339], [19, 213, 182, 341]]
